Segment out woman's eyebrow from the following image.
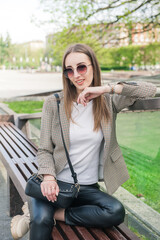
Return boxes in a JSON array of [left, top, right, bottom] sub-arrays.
[[66, 62, 86, 68]]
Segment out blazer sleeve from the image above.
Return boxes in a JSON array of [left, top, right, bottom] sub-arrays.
[[37, 96, 56, 177], [112, 81, 157, 113]]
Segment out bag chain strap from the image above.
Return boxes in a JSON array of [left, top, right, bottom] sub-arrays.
[[54, 93, 78, 184]]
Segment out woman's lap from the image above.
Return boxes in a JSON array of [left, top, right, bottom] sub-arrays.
[[29, 183, 125, 238]]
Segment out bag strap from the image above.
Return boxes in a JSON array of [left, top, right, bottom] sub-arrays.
[[54, 93, 78, 184]]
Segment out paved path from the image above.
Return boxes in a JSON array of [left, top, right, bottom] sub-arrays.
[[0, 70, 159, 100], [0, 159, 29, 240], [0, 70, 62, 99]]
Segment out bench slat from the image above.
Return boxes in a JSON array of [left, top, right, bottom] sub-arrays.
[[74, 226, 95, 240], [0, 136, 15, 163], [1, 124, 35, 160], [16, 161, 32, 180], [0, 134, 35, 180], [117, 224, 140, 240], [105, 226, 127, 240], [0, 134, 22, 163], [7, 123, 37, 156], [6, 122, 38, 151], [58, 222, 80, 240], [24, 159, 38, 174], [89, 228, 110, 240], [0, 148, 26, 192], [52, 226, 64, 240], [0, 127, 29, 161]]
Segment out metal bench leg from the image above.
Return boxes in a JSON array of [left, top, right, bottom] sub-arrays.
[[8, 177, 23, 217]]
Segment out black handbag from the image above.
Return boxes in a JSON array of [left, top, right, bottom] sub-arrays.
[[25, 93, 80, 208]]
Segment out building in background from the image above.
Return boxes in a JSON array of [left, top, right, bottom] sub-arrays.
[[119, 23, 160, 47], [18, 40, 45, 51]]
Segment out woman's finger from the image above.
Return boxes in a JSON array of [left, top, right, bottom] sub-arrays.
[[41, 181, 57, 201], [55, 184, 59, 197]]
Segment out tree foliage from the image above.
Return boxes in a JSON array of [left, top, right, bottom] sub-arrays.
[[98, 42, 160, 69], [0, 33, 13, 66], [0, 33, 44, 69], [40, 0, 160, 44]]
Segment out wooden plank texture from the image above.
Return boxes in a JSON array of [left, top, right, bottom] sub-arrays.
[[58, 221, 80, 240], [1, 123, 36, 159], [89, 228, 110, 240], [6, 122, 38, 151], [7, 123, 37, 153], [74, 226, 95, 240], [117, 224, 140, 240], [105, 226, 127, 240], [52, 226, 64, 240]]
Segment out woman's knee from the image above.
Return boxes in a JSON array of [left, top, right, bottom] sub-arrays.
[[30, 213, 54, 240], [109, 200, 125, 225], [31, 212, 54, 228], [29, 198, 55, 236]]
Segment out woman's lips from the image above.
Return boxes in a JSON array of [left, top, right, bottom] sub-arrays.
[[76, 79, 85, 85]]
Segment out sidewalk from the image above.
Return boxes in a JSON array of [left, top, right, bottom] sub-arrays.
[[0, 159, 29, 240], [0, 70, 159, 100]]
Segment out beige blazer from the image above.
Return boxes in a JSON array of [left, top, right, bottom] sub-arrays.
[[37, 81, 156, 195]]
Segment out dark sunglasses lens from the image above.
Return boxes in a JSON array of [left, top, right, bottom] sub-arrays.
[[64, 68, 73, 78], [77, 65, 87, 74]]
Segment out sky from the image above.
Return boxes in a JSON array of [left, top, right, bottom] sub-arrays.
[[0, 0, 52, 44]]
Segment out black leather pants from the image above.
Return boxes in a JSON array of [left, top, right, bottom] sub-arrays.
[[29, 197, 57, 240], [29, 183, 125, 240]]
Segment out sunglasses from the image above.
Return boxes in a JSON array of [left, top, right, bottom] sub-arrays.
[[64, 64, 92, 79]]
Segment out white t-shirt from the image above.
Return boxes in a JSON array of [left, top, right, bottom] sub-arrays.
[[56, 100, 103, 184]]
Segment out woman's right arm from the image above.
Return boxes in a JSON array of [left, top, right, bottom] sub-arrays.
[[37, 96, 56, 177], [37, 96, 59, 201]]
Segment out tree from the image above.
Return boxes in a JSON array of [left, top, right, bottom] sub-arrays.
[[39, 0, 160, 46], [0, 33, 13, 67]]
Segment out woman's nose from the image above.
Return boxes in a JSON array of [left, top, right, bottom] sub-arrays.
[[74, 69, 81, 78]]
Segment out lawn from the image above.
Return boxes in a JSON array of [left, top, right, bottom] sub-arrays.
[[4, 101, 160, 213], [117, 111, 160, 213], [5, 101, 44, 114]]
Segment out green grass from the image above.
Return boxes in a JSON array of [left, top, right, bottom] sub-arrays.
[[117, 111, 160, 213], [121, 146, 160, 213], [117, 111, 160, 159], [129, 226, 149, 240], [4, 101, 44, 114]]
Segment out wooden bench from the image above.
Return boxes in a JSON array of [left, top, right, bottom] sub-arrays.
[[0, 120, 140, 240]]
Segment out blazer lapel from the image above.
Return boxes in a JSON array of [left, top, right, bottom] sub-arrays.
[[59, 98, 70, 152]]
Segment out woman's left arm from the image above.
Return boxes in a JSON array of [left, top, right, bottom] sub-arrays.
[[111, 81, 157, 112], [77, 81, 157, 111]]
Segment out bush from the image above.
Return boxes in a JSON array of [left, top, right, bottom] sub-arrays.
[[98, 42, 160, 70]]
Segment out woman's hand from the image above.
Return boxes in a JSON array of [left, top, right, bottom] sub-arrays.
[[77, 86, 109, 106], [40, 175, 59, 202]]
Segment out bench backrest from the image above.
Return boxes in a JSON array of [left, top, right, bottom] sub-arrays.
[[0, 122, 38, 201]]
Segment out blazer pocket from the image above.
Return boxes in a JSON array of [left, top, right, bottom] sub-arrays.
[[110, 146, 123, 162]]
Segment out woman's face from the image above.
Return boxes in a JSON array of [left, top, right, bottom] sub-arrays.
[[65, 52, 93, 95]]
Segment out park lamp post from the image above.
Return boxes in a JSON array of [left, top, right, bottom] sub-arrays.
[[12, 57, 16, 69], [20, 57, 23, 70], [49, 58, 53, 64], [26, 57, 29, 63]]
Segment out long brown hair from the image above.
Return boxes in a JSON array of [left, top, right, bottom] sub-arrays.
[[62, 43, 110, 131]]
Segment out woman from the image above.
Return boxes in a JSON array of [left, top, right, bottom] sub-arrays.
[[11, 43, 156, 240]]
